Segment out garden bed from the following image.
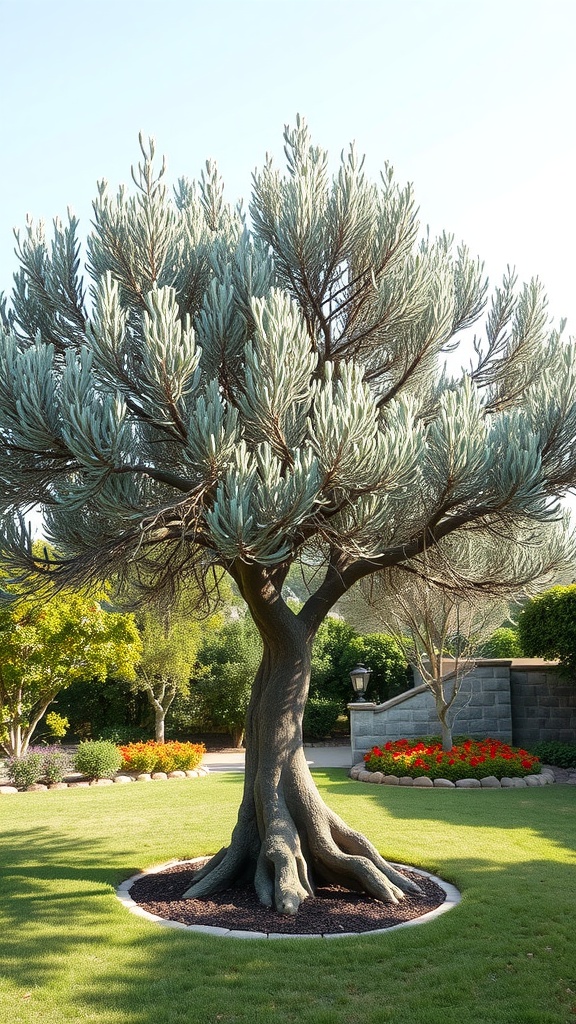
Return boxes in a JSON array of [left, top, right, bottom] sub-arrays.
[[352, 738, 555, 788]]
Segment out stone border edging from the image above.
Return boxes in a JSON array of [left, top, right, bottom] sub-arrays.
[[115, 858, 461, 939], [0, 766, 210, 795], [349, 763, 556, 788]]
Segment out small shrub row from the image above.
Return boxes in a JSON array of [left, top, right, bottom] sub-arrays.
[[6, 746, 71, 787], [363, 738, 541, 782], [118, 740, 206, 774], [530, 740, 576, 769]]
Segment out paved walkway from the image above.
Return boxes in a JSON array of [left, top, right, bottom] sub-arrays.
[[202, 745, 353, 773]]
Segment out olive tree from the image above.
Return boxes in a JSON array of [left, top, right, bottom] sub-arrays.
[[0, 119, 575, 913]]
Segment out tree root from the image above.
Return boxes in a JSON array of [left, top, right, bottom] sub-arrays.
[[182, 761, 422, 913]]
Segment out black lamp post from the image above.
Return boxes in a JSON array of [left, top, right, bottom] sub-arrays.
[[350, 663, 372, 702]]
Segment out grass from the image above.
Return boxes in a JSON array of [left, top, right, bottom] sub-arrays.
[[1, 771, 575, 1024]]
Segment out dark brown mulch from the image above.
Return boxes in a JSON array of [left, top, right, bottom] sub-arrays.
[[129, 861, 446, 935]]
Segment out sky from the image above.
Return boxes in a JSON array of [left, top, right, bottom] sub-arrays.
[[1, 0, 575, 337]]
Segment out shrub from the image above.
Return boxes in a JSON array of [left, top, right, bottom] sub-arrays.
[[479, 627, 523, 659], [41, 746, 70, 784], [118, 740, 206, 774], [73, 740, 122, 779], [6, 750, 44, 788], [363, 738, 540, 781], [310, 620, 409, 708], [530, 740, 576, 769], [518, 585, 576, 671], [303, 697, 342, 739]]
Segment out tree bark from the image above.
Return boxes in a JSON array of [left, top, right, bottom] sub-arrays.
[[183, 593, 421, 913]]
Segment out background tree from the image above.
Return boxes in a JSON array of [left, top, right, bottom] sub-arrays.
[[0, 590, 141, 756], [0, 120, 575, 912], [190, 616, 262, 747], [357, 533, 566, 749], [310, 617, 408, 706], [518, 584, 576, 672], [132, 606, 203, 743], [479, 626, 523, 658]]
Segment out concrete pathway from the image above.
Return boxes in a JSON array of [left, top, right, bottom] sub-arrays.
[[202, 745, 353, 773]]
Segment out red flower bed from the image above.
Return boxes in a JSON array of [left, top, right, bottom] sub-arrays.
[[363, 738, 540, 781], [118, 740, 206, 774]]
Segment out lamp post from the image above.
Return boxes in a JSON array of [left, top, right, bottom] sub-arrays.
[[349, 663, 372, 702]]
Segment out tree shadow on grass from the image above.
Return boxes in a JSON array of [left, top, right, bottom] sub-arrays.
[[1, 818, 576, 1024], [47, 855, 576, 1024]]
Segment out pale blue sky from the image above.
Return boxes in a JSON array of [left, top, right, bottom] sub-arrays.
[[1, 0, 575, 327]]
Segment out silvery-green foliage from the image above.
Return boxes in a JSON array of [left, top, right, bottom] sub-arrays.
[[0, 118, 575, 603]]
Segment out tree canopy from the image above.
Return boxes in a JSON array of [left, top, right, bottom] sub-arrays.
[[0, 118, 575, 912], [0, 588, 141, 756]]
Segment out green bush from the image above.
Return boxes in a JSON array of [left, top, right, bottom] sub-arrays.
[[57, 675, 151, 741], [479, 627, 523, 659], [73, 740, 122, 779], [518, 585, 576, 671], [7, 750, 44, 788], [530, 740, 576, 768], [303, 697, 342, 739], [310, 619, 409, 707]]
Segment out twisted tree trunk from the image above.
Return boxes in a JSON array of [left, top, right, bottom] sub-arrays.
[[183, 575, 420, 913]]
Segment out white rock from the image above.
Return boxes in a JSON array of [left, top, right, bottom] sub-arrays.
[[168, 771, 186, 779], [0, 785, 19, 795], [434, 778, 455, 788], [413, 776, 434, 787], [500, 777, 515, 787], [455, 778, 481, 788], [136, 773, 152, 782], [383, 775, 400, 785], [480, 776, 501, 788], [512, 778, 527, 787], [367, 771, 383, 783], [358, 770, 373, 782], [399, 776, 414, 786], [113, 775, 133, 784], [524, 775, 541, 787], [151, 772, 168, 781], [185, 770, 199, 778]]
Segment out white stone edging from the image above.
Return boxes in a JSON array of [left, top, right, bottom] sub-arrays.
[[115, 857, 461, 939], [0, 766, 210, 796], [349, 763, 556, 788]]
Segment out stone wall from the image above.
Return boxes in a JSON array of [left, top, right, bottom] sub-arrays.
[[510, 663, 576, 745], [349, 661, 512, 763]]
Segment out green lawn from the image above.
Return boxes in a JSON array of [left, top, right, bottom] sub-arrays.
[[1, 771, 575, 1024]]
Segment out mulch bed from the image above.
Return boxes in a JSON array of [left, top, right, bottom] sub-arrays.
[[129, 860, 446, 935]]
